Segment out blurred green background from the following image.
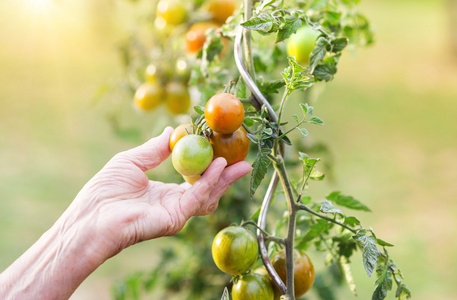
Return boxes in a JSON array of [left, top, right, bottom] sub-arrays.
[[1, 0, 456, 299]]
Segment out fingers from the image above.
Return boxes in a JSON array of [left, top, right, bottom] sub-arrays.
[[112, 127, 174, 172], [180, 159, 251, 217]]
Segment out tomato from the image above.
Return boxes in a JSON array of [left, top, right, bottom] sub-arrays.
[[144, 64, 158, 83], [169, 123, 194, 152], [212, 226, 258, 275], [286, 26, 319, 65], [172, 134, 213, 176], [208, 0, 237, 25], [210, 126, 249, 166], [156, 0, 187, 26], [133, 82, 163, 111], [165, 82, 191, 115], [183, 174, 200, 185], [271, 249, 315, 298], [205, 93, 244, 134], [185, 22, 219, 54], [232, 273, 274, 300]]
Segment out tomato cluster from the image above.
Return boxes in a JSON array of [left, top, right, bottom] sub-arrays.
[[205, 93, 249, 166], [211, 225, 315, 299], [133, 0, 237, 115]]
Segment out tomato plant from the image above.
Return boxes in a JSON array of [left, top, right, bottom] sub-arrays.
[[103, 0, 411, 299], [212, 226, 258, 276]]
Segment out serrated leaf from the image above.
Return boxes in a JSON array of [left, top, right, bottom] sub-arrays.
[[276, 16, 303, 43], [326, 191, 371, 212], [241, 12, 278, 33], [372, 263, 392, 300], [250, 152, 271, 198], [193, 105, 205, 115], [263, 128, 273, 136], [309, 116, 324, 125], [395, 283, 411, 299], [305, 103, 314, 115], [353, 230, 379, 277], [235, 77, 247, 99], [297, 127, 309, 138], [320, 200, 344, 215], [331, 37, 349, 53], [309, 37, 329, 72], [256, 79, 285, 94], [313, 56, 337, 82], [280, 133, 292, 146], [344, 216, 361, 227], [244, 118, 254, 127]]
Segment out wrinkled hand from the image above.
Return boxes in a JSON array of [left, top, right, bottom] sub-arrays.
[[64, 127, 251, 261]]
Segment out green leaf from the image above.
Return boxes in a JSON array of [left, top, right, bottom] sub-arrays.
[[250, 152, 272, 198], [276, 16, 303, 43], [299, 103, 307, 116], [297, 127, 309, 138], [250, 206, 261, 221], [376, 238, 395, 247], [241, 12, 279, 33], [326, 191, 371, 212], [372, 263, 393, 300], [293, 114, 300, 124], [313, 56, 337, 82], [320, 200, 344, 215], [244, 117, 254, 127], [309, 169, 325, 180], [309, 37, 329, 72], [256, 78, 285, 94], [331, 37, 349, 53], [344, 216, 361, 227], [287, 56, 307, 73], [309, 116, 324, 125], [305, 103, 314, 115], [353, 230, 379, 277], [235, 77, 247, 99], [296, 219, 330, 249], [396, 283, 412, 300], [193, 105, 205, 115]]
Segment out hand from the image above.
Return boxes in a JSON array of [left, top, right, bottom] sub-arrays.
[[0, 127, 251, 300], [66, 126, 251, 261]]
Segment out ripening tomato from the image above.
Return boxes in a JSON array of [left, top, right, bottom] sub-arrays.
[[210, 126, 249, 166], [172, 135, 213, 177], [271, 249, 315, 298], [144, 64, 158, 83], [212, 226, 258, 275], [165, 82, 191, 115], [205, 93, 244, 134], [169, 123, 194, 152], [185, 22, 219, 54], [133, 82, 163, 111], [207, 0, 237, 25], [232, 273, 274, 300], [286, 26, 319, 65], [156, 0, 187, 26]]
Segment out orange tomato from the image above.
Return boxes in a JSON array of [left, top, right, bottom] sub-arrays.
[[185, 22, 219, 54], [169, 123, 194, 152], [210, 127, 249, 166], [208, 0, 237, 24], [205, 93, 244, 134]]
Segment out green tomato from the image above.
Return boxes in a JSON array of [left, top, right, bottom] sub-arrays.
[[232, 273, 274, 300], [172, 135, 213, 177], [212, 226, 258, 275], [286, 26, 319, 65]]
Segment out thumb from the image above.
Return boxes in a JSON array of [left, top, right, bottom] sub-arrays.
[[112, 127, 174, 172]]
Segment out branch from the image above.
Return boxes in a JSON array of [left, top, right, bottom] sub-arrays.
[[297, 203, 357, 234]]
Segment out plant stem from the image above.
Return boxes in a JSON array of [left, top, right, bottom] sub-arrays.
[[277, 88, 291, 130], [271, 154, 297, 299], [297, 203, 358, 234], [243, 0, 256, 79]]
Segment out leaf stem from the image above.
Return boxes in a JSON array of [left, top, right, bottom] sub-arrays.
[[297, 203, 357, 234]]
